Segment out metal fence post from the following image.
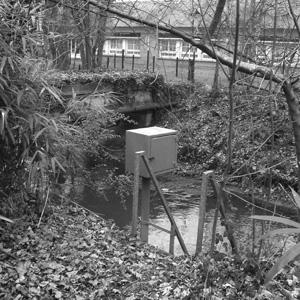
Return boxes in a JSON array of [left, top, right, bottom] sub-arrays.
[[132, 55, 135, 70], [152, 56, 155, 72], [140, 177, 151, 242], [147, 50, 150, 72], [122, 49, 125, 69]]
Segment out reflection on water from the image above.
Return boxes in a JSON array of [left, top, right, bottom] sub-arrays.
[[72, 161, 295, 256], [147, 192, 253, 256]]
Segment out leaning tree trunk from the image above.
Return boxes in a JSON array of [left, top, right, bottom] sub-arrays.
[[282, 81, 300, 190]]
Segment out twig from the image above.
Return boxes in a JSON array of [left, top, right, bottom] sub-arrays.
[[68, 199, 105, 220], [0, 248, 17, 260], [37, 187, 50, 228], [275, 282, 295, 300]]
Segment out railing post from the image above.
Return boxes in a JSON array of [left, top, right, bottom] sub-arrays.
[[140, 177, 151, 242], [169, 225, 175, 255], [141, 154, 189, 255], [196, 170, 214, 254], [131, 151, 141, 237]]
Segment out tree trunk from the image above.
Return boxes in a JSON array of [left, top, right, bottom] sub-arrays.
[[282, 82, 300, 189], [94, 9, 108, 68], [79, 41, 87, 69], [210, 62, 220, 98]]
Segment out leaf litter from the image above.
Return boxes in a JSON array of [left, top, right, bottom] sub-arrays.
[[0, 203, 300, 299]]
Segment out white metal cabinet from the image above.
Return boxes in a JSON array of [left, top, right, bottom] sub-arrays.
[[125, 127, 177, 178]]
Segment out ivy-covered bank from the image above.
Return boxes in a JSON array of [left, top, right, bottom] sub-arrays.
[[157, 84, 298, 202], [46, 70, 191, 107], [1, 203, 300, 300]]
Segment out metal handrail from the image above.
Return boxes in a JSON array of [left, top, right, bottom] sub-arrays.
[[131, 151, 189, 255]]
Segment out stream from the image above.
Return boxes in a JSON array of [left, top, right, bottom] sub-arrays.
[[69, 159, 295, 256]]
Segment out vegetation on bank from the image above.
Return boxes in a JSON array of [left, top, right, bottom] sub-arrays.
[[156, 84, 298, 201], [2, 63, 300, 298], [2, 1, 300, 298], [1, 202, 300, 300]]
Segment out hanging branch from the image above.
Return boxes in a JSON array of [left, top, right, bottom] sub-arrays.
[[223, 0, 240, 180], [287, 0, 300, 37]]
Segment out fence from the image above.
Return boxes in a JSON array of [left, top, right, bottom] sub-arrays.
[[131, 153, 237, 256], [71, 50, 229, 86]]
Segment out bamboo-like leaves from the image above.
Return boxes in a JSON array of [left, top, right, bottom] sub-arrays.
[[0, 109, 7, 136], [250, 215, 300, 228], [264, 243, 300, 284], [0, 215, 13, 223], [0, 56, 7, 74], [290, 187, 300, 209], [259, 227, 300, 240], [251, 189, 300, 284], [16, 89, 24, 107]]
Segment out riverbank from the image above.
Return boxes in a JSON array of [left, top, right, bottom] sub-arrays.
[[1, 201, 299, 299], [156, 171, 298, 218]]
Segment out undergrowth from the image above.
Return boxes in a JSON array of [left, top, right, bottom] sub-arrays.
[[157, 85, 297, 191]]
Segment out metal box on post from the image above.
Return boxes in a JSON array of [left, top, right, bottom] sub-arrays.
[[125, 127, 177, 178]]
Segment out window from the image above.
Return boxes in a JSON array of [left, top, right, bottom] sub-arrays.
[[158, 38, 215, 61], [181, 42, 198, 59], [201, 52, 215, 61], [109, 39, 123, 55], [103, 38, 141, 56], [256, 43, 272, 63], [159, 39, 178, 58], [256, 41, 300, 66], [126, 39, 140, 55]]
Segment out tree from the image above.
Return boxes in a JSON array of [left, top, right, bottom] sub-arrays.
[[43, 0, 108, 70], [86, 0, 300, 190]]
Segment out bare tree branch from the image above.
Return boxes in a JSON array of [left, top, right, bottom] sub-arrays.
[[287, 0, 300, 37], [87, 0, 286, 85]]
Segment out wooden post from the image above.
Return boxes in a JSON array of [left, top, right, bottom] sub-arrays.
[[131, 152, 141, 237], [196, 170, 214, 254], [210, 176, 222, 255], [141, 155, 189, 255], [169, 225, 175, 255], [140, 177, 151, 242]]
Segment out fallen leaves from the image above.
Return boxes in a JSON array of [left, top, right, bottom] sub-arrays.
[[0, 204, 300, 299]]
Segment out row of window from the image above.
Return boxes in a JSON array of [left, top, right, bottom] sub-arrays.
[[256, 42, 300, 66], [69, 38, 215, 61], [103, 38, 215, 60], [69, 38, 300, 66]]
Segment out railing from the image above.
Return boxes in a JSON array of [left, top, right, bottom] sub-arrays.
[[131, 153, 236, 256], [104, 50, 196, 83], [131, 151, 188, 255]]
